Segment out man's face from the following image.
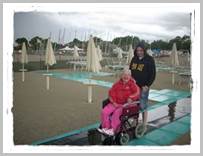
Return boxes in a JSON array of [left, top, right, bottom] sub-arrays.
[[136, 47, 144, 58]]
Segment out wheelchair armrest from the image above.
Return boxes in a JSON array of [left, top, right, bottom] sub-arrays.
[[123, 100, 140, 107], [102, 98, 110, 108]]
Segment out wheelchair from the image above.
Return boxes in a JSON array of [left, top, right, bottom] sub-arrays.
[[100, 99, 145, 145]]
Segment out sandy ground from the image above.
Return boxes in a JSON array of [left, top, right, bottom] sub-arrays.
[[13, 70, 190, 145], [13, 55, 191, 145], [13, 71, 108, 144]]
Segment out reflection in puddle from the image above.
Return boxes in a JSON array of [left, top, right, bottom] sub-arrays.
[[148, 98, 191, 128]]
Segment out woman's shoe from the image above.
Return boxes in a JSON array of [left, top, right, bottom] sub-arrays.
[[97, 128, 108, 134], [103, 128, 115, 136], [97, 128, 104, 133]]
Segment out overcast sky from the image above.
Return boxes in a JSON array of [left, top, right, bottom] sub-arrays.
[[14, 7, 191, 43]]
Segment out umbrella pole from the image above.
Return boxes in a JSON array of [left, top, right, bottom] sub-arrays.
[[172, 68, 175, 85], [46, 65, 50, 90], [88, 85, 92, 103], [22, 63, 25, 82], [172, 72, 175, 85]]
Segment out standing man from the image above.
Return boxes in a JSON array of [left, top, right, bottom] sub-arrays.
[[129, 43, 156, 133]]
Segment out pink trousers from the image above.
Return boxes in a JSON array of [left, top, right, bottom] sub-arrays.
[[101, 103, 123, 133]]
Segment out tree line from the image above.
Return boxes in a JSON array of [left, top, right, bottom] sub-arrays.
[[14, 35, 191, 54]]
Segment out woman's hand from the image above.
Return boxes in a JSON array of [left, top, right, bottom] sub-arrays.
[[127, 98, 133, 104], [112, 102, 120, 108]]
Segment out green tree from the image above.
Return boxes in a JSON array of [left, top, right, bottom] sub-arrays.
[[15, 37, 29, 47], [29, 36, 43, 51]]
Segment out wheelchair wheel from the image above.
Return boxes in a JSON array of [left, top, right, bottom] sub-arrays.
[[102, 136, 114, 145], [135, 123, 145, 138], [119, 133, 130, 145]]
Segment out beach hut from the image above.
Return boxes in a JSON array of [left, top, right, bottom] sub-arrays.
[[59, 46, 73, 53], [21, 42, 28, 82], [126, 45, 134, 64], [45, 38, 56, 90]]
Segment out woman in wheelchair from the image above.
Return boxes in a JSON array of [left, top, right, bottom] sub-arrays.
[[98, 68, 140, 136]]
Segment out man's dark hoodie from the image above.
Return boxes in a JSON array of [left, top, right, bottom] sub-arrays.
[[129, 43, 156, 88]]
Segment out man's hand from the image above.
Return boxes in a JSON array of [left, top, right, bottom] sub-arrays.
[[142, 86, 149, 92]]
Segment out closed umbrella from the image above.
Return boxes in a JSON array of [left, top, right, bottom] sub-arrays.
[[171, 43, 179, 85], [21, 42, 28, 82], [117, 48, 123, 59], [73, 45, 80, 70], [86, 35, 101, 73], [73, 45, 79, 58], [126, 45, 134, 64], [45, 38, 56, 90], [97, 45, 103, 61], [147, 49, 153, 56], [171, 43, 179, 66], [86, 35, 102, 103], [117, 47, 123, 65]]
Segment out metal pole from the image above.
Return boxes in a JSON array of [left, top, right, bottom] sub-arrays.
[[88, 85, 93, 103], [22, 63, 25, 82], [46, 65, 50, 90]]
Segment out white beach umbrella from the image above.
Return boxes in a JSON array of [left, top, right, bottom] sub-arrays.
[[45, 38, 56, 90], [97, 45, 103, 61], [21, 42, 28, 82], [73, 45, 79, 58], [171, 43, 180, 66], [147, 49, 153, 56], [37, 38, 42, 44], [117, 48, 123, 59], [21, 42, 28, 64], [126, 45, 134, 64], [171, 43, 179, 85], [86, 35, 102, 103], [187, 52, 190, 64], [45, 38, 56, 66], [87, 35, 102, 73]]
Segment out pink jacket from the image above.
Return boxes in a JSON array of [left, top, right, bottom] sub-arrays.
[[109, 78, 140, 105]]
